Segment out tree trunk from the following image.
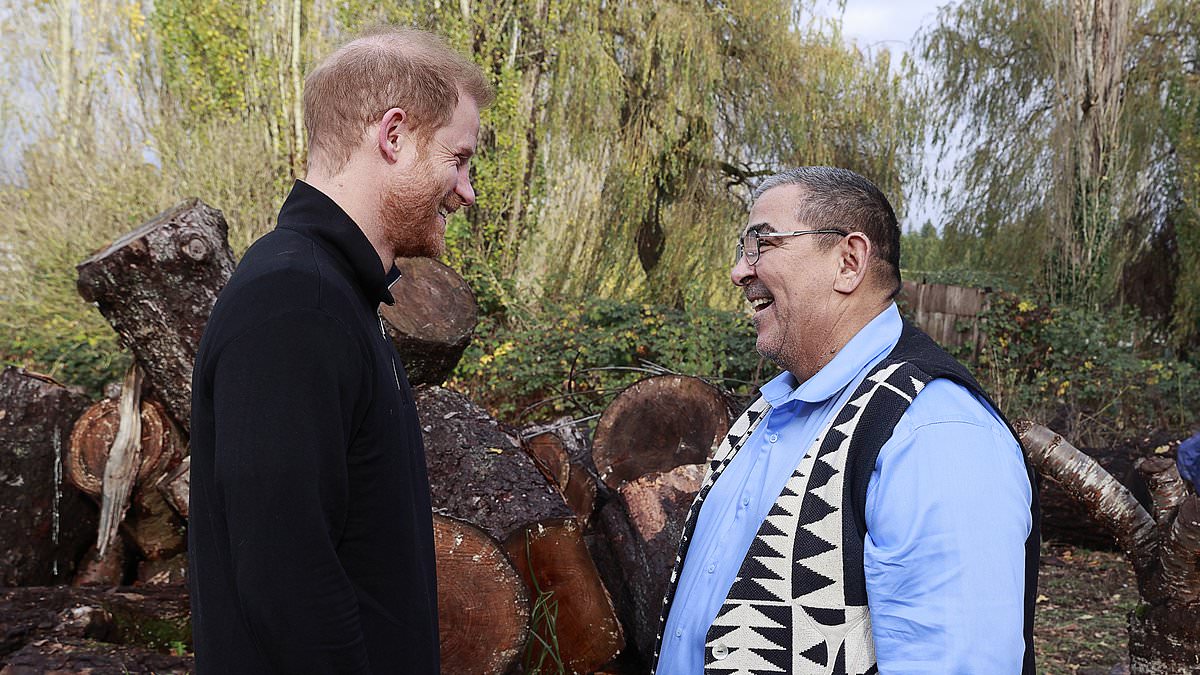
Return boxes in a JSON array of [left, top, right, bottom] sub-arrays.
[[380, 257, 479, 387], [595, 463, 705, 665], [76, 198, 236, 431], [0, 585, 191, 671], [591, 375, 732, 491], [433, 514, 528, 675], [0, 367, 95, 586], [1039, 441, 1152, 550], [503, 517, 623, 673], [1017, 421, 1200, 674]]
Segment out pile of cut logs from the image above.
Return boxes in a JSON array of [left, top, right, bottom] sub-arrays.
[[0, 199, 738, 673]]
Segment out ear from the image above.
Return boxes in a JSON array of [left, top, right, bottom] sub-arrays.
[[376, 107, 408, 163], [833, 232, 872, 294]]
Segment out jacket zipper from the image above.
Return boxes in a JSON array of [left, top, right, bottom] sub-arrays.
[[377, 311, 402, 390]]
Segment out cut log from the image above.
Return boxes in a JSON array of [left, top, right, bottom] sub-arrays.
[[72, 543, 128, 587], [592, 375, 732, 491], [66, 396, 185, 500], [418, 386, 573, 541], [0, 367, 95, 586], [66, 384, 187, 562], [76, 198, 236, 431], [503, 518, 623, 673], [523, 427, 599, 525], [380, 256, 478, 387], [596, 463, 705, 662], [0, 584, 191, 668], [418, 387, 623, 671], [433, 514, 528, 675]]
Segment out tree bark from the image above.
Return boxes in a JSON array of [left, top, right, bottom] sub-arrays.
[[0, 585, 191, 672], [596, 463, 705, 664], [1017, 421, 1200, 674], [0, 367, 95, 586], [1016, 421, 1156, 576], [591, 375, 732, 491], [156, 456, 191, 520], [418, 386, 573, 541], [503, 517, 623, 673], [76, 198, 236, 431], [433, 514, 528, 675], [380, 257, 479, 387]]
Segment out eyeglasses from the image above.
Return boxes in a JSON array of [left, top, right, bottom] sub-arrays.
[[735, 228, 849, 265]]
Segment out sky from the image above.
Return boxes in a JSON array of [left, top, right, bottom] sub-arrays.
[[827, 0, 960, 230]]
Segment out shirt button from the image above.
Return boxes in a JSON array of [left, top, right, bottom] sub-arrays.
[[706, 563, 716, 574], [675, 628, 682, 638], [741, 496, 750, 507], [712, 643, 729, 660], [769, 433, 779, 443]]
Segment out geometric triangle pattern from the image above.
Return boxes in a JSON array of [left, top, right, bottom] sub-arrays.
[[656, 359, 933, 673]]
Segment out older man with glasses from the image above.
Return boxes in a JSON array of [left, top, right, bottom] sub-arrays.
[[653, 167, 1039, 675]]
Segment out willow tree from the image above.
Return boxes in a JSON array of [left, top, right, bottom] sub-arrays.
[[339, 0, 923, 313], [922, 0, 1200, 347]]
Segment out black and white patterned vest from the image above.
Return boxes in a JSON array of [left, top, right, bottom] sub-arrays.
[[653, 321, 1039, 675]]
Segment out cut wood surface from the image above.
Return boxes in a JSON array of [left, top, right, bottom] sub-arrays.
[[0, 367, 95, 587], [592, 375, 731, 491], [434, 514, 528, 675], [598, 463, 705, 661], [76, 198, 236, 431], [157, 456, 191, 520], [419, 386, 573, 542], [523, 428, 599, 524], [66, 396, 184, 499], [380, 256, 479, 387], [503, 518, 623, 673]]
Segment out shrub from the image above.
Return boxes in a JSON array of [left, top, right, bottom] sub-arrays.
[[450, 298, 764, 424]]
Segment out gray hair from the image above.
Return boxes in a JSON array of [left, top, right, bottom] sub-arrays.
[[753, 166, 901, 296]]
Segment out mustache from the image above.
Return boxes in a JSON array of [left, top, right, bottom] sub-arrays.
[[441, 193, 466, 213]]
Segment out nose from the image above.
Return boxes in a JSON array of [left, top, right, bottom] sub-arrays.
[[456, 168, 476, 207], [731, 255, 755, 287]]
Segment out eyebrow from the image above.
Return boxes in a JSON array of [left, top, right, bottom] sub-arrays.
[[745, 222, 777, 235]]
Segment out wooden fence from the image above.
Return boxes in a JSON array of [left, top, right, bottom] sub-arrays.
[[897, 280, 991, 357]]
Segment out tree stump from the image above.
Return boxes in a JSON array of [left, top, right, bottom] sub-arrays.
[[0, 367, 95, 586], [596, 463, 705, 662], [503, 518, 624, 673], [418, 386, 622, 670], [591, 375, 732, 491], [76, 199, 236, 431], [380, 257, 478, 387]]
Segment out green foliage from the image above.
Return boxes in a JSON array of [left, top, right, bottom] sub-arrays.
[[966, 293, 1199, 445], [451, 298, 762, 424]]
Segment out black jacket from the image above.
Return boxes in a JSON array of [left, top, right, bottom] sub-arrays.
[[189, 180, 438, 674]]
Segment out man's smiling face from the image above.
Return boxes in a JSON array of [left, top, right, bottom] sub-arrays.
[[730, 184, 843, 375]]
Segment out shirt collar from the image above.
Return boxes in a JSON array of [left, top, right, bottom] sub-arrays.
[[759, 303, 903, 406], [276, 180, 402, 306]]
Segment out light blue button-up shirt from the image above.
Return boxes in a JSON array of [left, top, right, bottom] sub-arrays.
[[657, 304, 1031, 674]]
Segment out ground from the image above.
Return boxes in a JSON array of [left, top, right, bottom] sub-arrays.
[[1037, 541, 1137, 675]]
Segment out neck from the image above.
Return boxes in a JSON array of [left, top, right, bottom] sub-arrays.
[[788, 296, 892, 382], [302, 167, 393, 271]]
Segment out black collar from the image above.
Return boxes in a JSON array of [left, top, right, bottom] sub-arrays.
[[276, 180, 401, 306]]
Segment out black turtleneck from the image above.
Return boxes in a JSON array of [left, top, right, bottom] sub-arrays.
[[189, 180, 437, 674]]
